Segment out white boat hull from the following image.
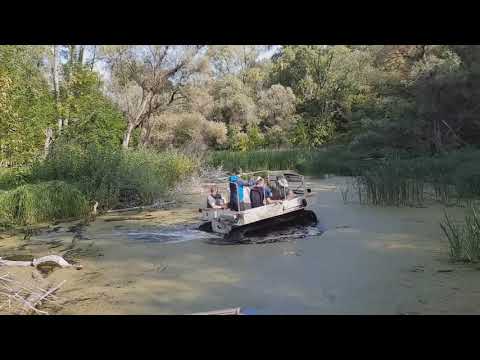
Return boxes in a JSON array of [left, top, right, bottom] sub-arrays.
[[201, 197, 307, 235]]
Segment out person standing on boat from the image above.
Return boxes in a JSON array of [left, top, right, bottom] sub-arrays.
[[228, 168, 254, 211]]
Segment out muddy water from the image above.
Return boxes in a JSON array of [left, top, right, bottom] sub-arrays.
[[3, 176, 480, 314]]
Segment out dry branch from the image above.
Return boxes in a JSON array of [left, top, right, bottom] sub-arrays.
[[0, 273, 66, 315]]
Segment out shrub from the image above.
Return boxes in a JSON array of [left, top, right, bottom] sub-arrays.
[[0, 181, 89, 226], [30, 144, 198, 210], [0, 167, 31, 190]]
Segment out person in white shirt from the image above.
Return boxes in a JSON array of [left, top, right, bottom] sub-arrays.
[[207, 187, 226, 209]]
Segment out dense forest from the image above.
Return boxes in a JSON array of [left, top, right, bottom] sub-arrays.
[[2, 45, 480, 228], [2, 45, 480, 162]]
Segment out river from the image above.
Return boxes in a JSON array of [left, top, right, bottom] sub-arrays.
[[2, 176, 479, 314]]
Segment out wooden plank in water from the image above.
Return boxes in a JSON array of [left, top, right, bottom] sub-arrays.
[[191, 307, 243, 315]]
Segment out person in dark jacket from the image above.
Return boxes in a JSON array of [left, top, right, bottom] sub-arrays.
[[228, 168, 254, 211], [250, 177, 280, 208]]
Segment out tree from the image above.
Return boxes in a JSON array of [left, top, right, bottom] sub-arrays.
[[147, 112, 227, 152], [103, 45, 206, 149], [0, 46, 56, 166], [207, 45, 271, 80], [257, 84, 297, 130], [271, 45, 375, 147], [210, 75, 257, 127]]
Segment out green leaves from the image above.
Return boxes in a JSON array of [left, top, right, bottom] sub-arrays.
[[0, 46, 56, 166]]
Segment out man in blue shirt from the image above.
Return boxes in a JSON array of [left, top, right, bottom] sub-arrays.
[[228, 168, 254, 211]]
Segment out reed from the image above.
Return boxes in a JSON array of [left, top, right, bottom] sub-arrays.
[[31, 144, 199, 210], [0, 181, 89, 226], [208, 148, 315, 173], [441, 206, 480, 262]]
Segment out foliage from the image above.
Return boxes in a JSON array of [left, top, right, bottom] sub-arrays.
[[210, 75, 258, 126], [257, 84, 297, 130], [148, 112, 227, 153], [0, 180, 89, 226], [0, 167, 31, 191], [57, 66, 126, 150], [0, 46, 56, 166], [271, 45, 375, 146], [30, 144, 198, 210]]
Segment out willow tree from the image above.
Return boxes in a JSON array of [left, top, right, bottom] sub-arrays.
[[103, 45, 206, 149]]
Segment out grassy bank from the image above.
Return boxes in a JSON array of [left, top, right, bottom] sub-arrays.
[[1, 145, 199, 227]]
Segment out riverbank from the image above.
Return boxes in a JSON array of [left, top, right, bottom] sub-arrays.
[[1, 176, 479, 314]]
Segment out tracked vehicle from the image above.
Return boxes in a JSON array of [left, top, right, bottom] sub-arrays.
[[198, 170, 318, 242]]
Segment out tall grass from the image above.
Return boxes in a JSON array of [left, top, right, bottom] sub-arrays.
[[207, 146, 364, 176], [441, 206, 480, 263], [354, 158, 426, 206], [0, 144, 199, 227], [208, 149, 317, 172], [0, 181, 89, 226], [30, 145, 198, 210]]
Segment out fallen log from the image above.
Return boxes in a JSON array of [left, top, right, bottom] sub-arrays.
[[106, 200, 176, 213], [0, 255, 82, 270]]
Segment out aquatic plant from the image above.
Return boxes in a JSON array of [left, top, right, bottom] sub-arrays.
[[440, 211, 464, 261], [441, 206, 480, 263]]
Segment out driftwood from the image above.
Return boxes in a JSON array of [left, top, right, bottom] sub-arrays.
[[0, 255, 82, 270], [106, 200, 176, 213], [0, 273, 66, 315]]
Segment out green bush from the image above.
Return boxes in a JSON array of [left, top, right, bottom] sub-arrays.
[[0, 180, 89, 226], [30, 144, 198, 210], [120, 150, 197, 205], [0, 167, 32, 190]]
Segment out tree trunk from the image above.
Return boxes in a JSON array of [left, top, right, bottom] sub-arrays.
[[69, 45, 77, 69], [78, 45, 85, 65], [51, 45, 63, 133], [90, 45, 97, 71], [432, 117, 442, 153], [139, 120, 154, 147], [44, 128, 53, 159], [122, 123, 135, 149]]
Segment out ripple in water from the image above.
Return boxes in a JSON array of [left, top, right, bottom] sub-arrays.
[[113, 219, 326, 246], [240, 224, 324, 244], [115, 226, 221, 244]]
